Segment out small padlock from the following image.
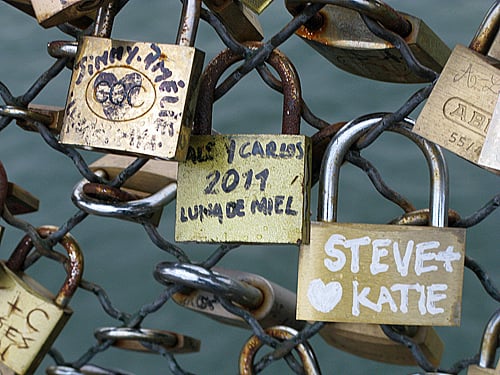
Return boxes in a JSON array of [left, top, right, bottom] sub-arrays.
[[2, 0, 95, 29], [30, 0, 102, 28], [155, 263, 304, 331], [240, 0, 273, 14], [414, 2, 500, 174], [297, 113, 466, 328], [15, 104, 65, 135], [286, 0, 450, 83], [175, 44, 311, 244], [60, 0, 205, 161], [0, 226, 84, 375], [467, 308, 500, 374], [203, 0, 264, 42]]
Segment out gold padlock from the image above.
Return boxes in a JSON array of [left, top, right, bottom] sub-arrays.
[[175, 44, 311, 244], [31, 0, 102, 28], [467, 308, 500, 374], [15, 104, 64, 135], [414, 2, 500, 174], [240, 0, 273, 14], [286, 0, 450, 83], [297, 114, 466, 328], [3, 0, 96, 29], [60, 0, 205, 161], [0, 226, 84, 375], [203, 0, 264, 42]]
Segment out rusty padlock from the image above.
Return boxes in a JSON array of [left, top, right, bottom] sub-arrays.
[[0, 226, 84, 375], [31, 0, 102, 28], [203, 0, 264, 42], [286, 0, 450, 83], [467, 308, 500, 374], [175, 44, 311, 244], [414, 1, 500, 174], [297, 114, 466, 329], [155, 262, 304, 331], [60, 0, 205, 160]]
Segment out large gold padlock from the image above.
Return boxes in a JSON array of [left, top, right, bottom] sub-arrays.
[[175, 44, 311, 244], [414, 2, 500, 174], [0, 226, 84, 375], [286, 0, 450, 83], [30, 0, 102, 28], [467, 308, 500, 374], [203, 0, 264, 42], [297, 114, 466, 327], [60, 0, 205, 161]]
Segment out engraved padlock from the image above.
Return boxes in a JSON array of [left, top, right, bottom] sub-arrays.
[[155, 263, 304, 330], [175, 44, 311, 244], [3, 0, 95, 29], [0, 226, 84, 375], [286, 0, 450, 83], [31, 0, 102, 28], [203, 0, 264, 42], [297, 113, 466, 328], [467, 308, 500, 374], [414, 1, 500, 174], [60, 0, 205, 160]]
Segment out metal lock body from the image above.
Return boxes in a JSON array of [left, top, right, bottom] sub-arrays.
[[297, 113, 466, 328], [414, 2, 500, 174], [156, 263, 304, 330], [467, 308, 500, 374], [94, 327, 200, 354], [288, 0, 450, 83], [0, 226, 84, 375], [240, 0, 273, 14], [60, 0, 205, 161], [175, 44, 311, 244], [31, 0, 102, 28], [203, 0, 264, 42]]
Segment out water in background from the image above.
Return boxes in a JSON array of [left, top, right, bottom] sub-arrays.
[[0, 1, 498, 374]]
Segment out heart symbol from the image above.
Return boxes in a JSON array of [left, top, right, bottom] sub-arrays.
[[307, 278, 342, 313]]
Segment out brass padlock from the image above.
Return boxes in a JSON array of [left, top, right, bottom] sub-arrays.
[[286, 0, 450, 83], [15, 104, 65, 135], [0, 226, 84, 375], [414, 2, 500, 174], [155, 263, 304, 330], [2, 0, 95, 29], [31, 0, 102, 28], [297, 114, 466, 328], [467, 308, 500, 374], [60, 0, 205, 161], [203, 0, 264, 42], [175, 44, 311, 244], [240, 0, 273, 14]]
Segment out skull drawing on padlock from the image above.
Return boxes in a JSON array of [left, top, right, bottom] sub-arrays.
[[467, 308, 500, 374], [175, 43, 311, 244], [0, 226, 84, 375], [297, 113, 466, 329], [60, 0, 205, 160]]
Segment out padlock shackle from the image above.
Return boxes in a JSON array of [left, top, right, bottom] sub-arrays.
[[193, 42, 302, 136], [478, 308, 500, 368], [176, 0, 201, 47], [285, 0, 412, 38], [469, 0, 500, 54], [318, 113, 448, 227], [7, 226, 84, 308], [154, 262, 264, 309]]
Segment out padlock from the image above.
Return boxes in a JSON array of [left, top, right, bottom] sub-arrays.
[[46, 364, 135, 375], [297, 113, 466, 328], [15, 104, 65, 135], [2, 0, 95, 29], [94, 327, 200, 354], [414, 2, 500, 174], [0, 226, 84, 375], [30, 0, 102, 28], [286, 0, 450, 83], [155, 262, 304, 331], [203, 0, 264, 42], [240, 0, 273, 14], [60, 0, 205, 161], [467, 308, 500, 374], [72, 154, 177, 225], [0, 160, 39, 215], [175, 44, 311, 244], [239, 325, 321, 375]]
